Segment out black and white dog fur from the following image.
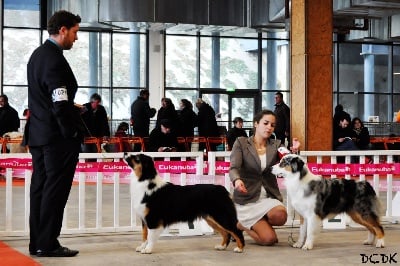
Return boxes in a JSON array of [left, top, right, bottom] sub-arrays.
[[272, 154, 385, 250], [124, 154, 245, 254]]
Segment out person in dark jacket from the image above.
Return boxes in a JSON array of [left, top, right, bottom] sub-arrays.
[[80, 93, 110, 152], [273, 92, 290, 146], [351, 117, 370, 150], [130, 89, 156, 137], [155, 97, 179, 133], [177, 99, 197, 137], [26, 10, 82, 257], [226, 117, 248, 150], [148, 119, 179, 152], [0, 94, 20, 136], [195, 98, 219, 137]]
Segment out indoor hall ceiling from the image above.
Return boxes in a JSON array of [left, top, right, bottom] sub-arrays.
[[48, 0, 400, 40]]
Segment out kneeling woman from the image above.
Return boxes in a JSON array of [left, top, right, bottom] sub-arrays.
[[229, 109, 299, 245]]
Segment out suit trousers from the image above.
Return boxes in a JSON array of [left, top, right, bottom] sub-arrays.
[[29, 138, 80, 252]]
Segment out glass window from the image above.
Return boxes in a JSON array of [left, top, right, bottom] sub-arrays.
[[4, 0, 40, 28], [3, 29, 40, 85], [112, 33, 146, 88], [165, 89, 199, 109], [165, 35, 197, 88], [64, 32, 111, 87], [111, 88, 135, 120], [200, 37, 258, 89], [262, 39, 289, 91], [394, 45, 400, 94]]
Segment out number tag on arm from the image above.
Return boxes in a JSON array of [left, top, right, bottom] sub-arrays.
[[52, 87, 68, 102]]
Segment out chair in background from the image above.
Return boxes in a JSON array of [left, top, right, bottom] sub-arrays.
[[206, 136, 227, 151], [100, 137, 123, 152], [142, 137, 150, 152], [83, 137, 101, 153], [185, 136, 208, 153], [120, 136, 144, 152], [176, 137, 189, 152], [2, 136, 27, 153]]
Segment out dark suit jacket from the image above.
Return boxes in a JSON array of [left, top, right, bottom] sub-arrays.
[[26, 40, 82, 146], [229, 136, 283, 205]]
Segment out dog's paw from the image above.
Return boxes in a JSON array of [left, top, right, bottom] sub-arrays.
[[375, 239, 385, 248], [292, 241, 304, 248], [214, 244, 227, 251], [141, 246, 153, 254], [363, 239, 373, 245], [301, 242, 314, 250], [135, 242, 147, 252], [233, 247, 243, 253]]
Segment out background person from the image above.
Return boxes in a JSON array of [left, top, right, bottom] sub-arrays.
[[0, 94, 20, 136], [130, 89, 156, 137], [351, 117, 370, 150], [177, 99, 197, 138], [81, 93, 110, 152], [229, 109, 300, 246], [226, 117, 248, 150], [26, 10, 82, 257], [273, 92, 290, 147], [148, 119, 179, 152]]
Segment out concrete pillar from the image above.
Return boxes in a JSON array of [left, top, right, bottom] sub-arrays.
[[129, 24, 141, 101], [363, 52, 375, 121], [291, 0, 333, 150], [89, 32, 99, 97], [211, 34, 220, 112]]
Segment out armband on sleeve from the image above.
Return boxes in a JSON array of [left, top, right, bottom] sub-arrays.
[[52, 87, 68, 102]]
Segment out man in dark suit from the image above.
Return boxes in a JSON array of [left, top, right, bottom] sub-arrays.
[[26, 10, 82, 257], [130, 89, 156, 137]]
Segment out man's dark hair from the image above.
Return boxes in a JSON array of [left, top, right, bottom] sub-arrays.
[[139, 89, 150, 97], [90, 93, 102, 102], [0, 94, 8, 103], [47, 10, 81, 35], [275, 92, 283, 98]]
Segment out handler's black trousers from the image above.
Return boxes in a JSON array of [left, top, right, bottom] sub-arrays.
[[29, 138, 80, 253]]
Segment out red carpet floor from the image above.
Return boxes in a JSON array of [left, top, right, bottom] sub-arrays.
[[0, 241, 40, 266]]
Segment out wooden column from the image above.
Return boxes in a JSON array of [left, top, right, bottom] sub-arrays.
[[290, 0, 333, 151]]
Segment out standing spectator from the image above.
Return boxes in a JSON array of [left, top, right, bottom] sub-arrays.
[[273, 92, 290, 146], [81, 93, 110, 153], [195, 98, 219, 138], [0, 94, 20, 136], [26, 10, 82, 257], [195, 98, 219, 151], [155, 97, 179, 133], [226, 117, 248, 150], [148, 119, 179, 152], [351, 117, 370, 150], [130, 89, 156, 137], [177, 99, 197, 137]]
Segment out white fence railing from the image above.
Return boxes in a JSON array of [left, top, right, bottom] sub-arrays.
[[1, 150, 399, 237]]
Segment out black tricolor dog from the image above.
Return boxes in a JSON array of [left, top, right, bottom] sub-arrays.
[[272, 154, 385, 250], [124, 153, 245, 254]]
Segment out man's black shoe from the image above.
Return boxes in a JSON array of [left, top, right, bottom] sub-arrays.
[[36, 246, 79, 257], [29, 250, 37, 256]]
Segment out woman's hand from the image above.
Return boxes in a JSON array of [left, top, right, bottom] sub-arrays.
[[234, 179, 248, 194], [290, 138, 301, 154]]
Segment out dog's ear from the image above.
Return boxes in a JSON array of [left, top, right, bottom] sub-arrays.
[[290, 156, 304, 173], [139, 154, 157, 180], [124, 154, 140, 169]]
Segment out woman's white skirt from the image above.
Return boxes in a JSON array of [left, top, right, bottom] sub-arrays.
[[235, 188, 284, 230]]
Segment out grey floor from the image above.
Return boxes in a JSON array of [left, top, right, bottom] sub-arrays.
[[3, 222, 400, 266]]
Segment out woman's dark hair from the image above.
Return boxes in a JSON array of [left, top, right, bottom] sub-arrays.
[[253, 109, 276, 124], [180, 99, 193, 109], [47, 10, 81, 35], [351, 117, 364, 128], [233, 117, 243, 124]]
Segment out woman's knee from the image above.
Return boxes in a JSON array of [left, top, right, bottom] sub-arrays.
[[257, 233, 278, 246], [268, 209, 287, 226]]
